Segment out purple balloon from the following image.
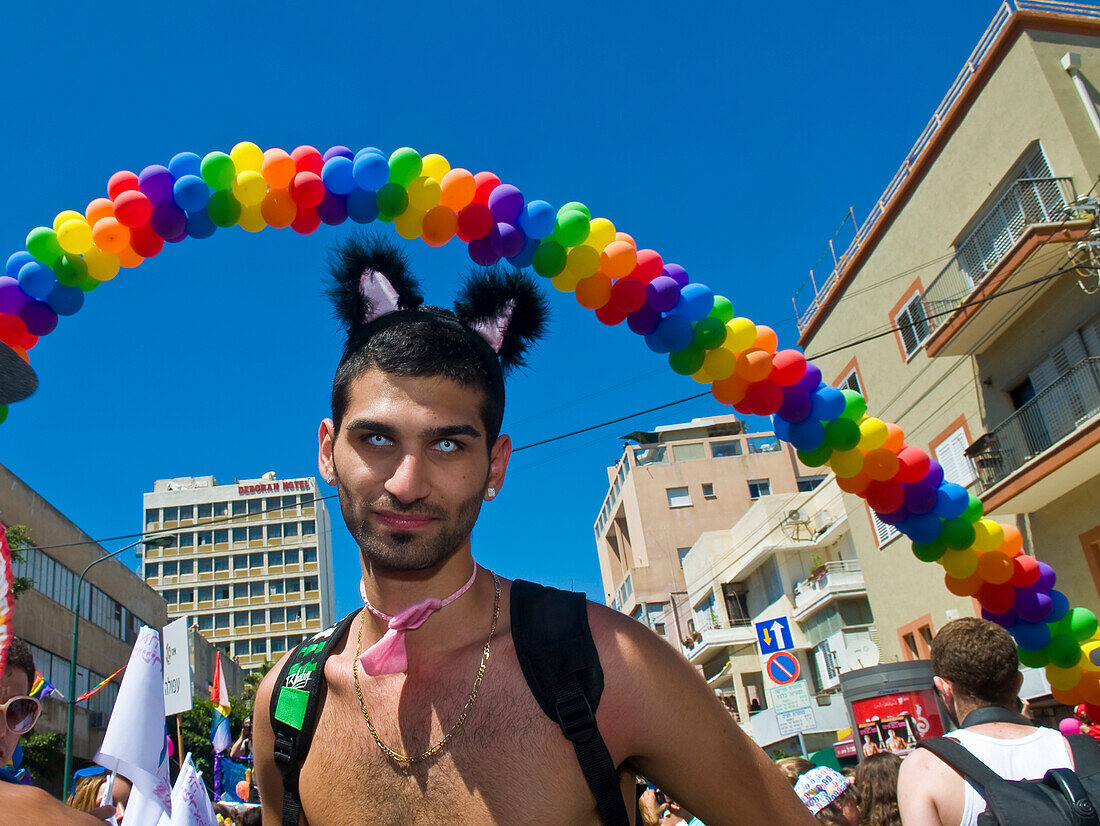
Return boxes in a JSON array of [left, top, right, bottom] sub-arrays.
[[1036, 561, 1057, 592], [317, 192, 348, 226], [925, 460, 945, 487], [982, 607, 1018, 629], [878, 505, 910, 526], [1014, 589, 1053, 623], [489, 222, 525, 258], [795, 363, 823, 393], [19, 300, 58, 336], [467, 236, 501, 267], [139, 164, 175, 204], [904, 480, 939, 515], [150, 201, 186, 240], [0, 277, 30, 314], [646, 276, 681, 312], [627, 305, 661, 335], [662, 263, 689, 287], [488, 185, 524, 223], [777, 386, 813, 423], [5, 251, 34, 280], [322, 145, 354, 162]]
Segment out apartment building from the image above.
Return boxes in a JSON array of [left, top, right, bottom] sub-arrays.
[[793, 1, 1100, 661], [593, 414, 823, 641], [142, 473, 335, 671]]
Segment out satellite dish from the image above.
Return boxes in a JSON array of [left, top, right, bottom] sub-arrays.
[[848, 639, 881, 668]]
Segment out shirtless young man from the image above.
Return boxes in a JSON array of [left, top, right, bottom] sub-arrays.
[[253, 236, 815, 825]]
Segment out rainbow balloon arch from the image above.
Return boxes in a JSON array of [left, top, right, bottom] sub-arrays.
[[0, 142, 1097, 708]]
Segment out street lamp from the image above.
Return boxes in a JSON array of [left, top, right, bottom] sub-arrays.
[[62, 533, 173, 798]]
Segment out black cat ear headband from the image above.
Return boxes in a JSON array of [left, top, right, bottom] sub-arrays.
[[328, 232, 549, 407]]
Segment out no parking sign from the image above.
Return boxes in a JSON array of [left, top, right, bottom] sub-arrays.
[[766, 651, 800, 685]]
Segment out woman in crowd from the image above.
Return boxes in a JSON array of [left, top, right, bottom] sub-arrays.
[[796, 766, 861, 826], [67, 767, 131, 823], [853, 752, 901, 826]]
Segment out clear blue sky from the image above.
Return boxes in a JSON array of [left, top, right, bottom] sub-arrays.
[[0, 0, 1000, 618]]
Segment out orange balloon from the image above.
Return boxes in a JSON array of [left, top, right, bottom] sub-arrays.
[[864, 448, 900, 481], [883, 423, 905, 453], [261, 190, 297, 228], [735, 349, 773, 382], [575, 273, 612, 309], [1000, 524, 1024, 557], [92, 217, 130, 253], [1052, 684, 1086, 707], [753, 325, 778, 355], [976, 550, 1014, 585], [85, 198, 115, 225], [421, 206, 457, 247], [614, 231, 636, 248], [261, 149, 296, 189], [439, 168, 476, 211], [945, 570, 984, 597], [712, 375, 749, 405], [1079, 672, 1100, 706], [836, 471, 871, 495], [600, 241, 637, 278], [116, 246, 144, 269]]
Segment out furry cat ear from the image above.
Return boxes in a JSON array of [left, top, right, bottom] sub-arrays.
[[453, 267, 549, 371], [327, 232, 423, 333]]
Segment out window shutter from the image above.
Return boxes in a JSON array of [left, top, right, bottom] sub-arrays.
[[870, 509, 900, 546], [1081, 315, 1100, 357], [934, 427, 977, 487]]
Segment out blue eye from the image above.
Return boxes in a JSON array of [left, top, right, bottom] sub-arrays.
[[437, 439, 460, 453], [366, 434, 391, 446]]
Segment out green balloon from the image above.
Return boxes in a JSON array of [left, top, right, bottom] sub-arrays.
[[912, 539, 947, 562], [553, 210, 590, 247], [53, 254, 88, 286], [962, 493, 983, 522], [26, 226, 64, 266], [708, 295, 734, 323], [693, 317, 727, 350], [1017, 647, 1049, 669], [531, 240, 567, 277], [668, 345, 705, 376], [1054, 607, 1099, 642], [0, 405, 8, 425], [941, 518, 976, 551], [201, 152, 236, 191], [797, 445, 833, 467], [839, 389, 868, 422], [388, 147, 423, 188], [75, 271, 100, 292], [376, 183, 409, 221], [824, 418, 862, 451], [558, 201, 590, 220], [207, 190, 242, 227], [1046, 634, 1082, 668]]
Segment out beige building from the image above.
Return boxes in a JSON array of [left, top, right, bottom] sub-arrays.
[[0, 461, 168, 765], [593, 414, 823, 642], [142, 473, 335, 671], [793, 2, 1100, 661]]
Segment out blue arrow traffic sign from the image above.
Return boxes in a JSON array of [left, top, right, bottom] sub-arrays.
[[755, 616, 793, 655]]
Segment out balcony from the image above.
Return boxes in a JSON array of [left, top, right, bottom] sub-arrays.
[[792, 560, 865, 620], [922, 176, 1093, 356], [685, 618, 755, 665], [970, 358, 1100, 514]]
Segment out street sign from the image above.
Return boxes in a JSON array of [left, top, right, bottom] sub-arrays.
[[755, 616, 793, 654], [771, 680, 812, 713], [766, 651, 801, 686], [162, 617, 193, 716], [776, 706, 817, 736]]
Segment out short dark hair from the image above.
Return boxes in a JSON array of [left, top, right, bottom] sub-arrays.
[[931, 617, 1019, 706], [331, 312, 504, 445], [6, 636, 35, 692]]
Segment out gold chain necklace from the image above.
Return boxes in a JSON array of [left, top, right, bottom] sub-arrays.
[[352, 572, 500, 764]]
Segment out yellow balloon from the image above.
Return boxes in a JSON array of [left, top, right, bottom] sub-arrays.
[[394, 209, 425, 240], [584, 218, 616, 252], [233, 171, 269, 207], [407, 177, 442, 211], [829, 448, 865, 479], [53, 210, 85, 232], [858, 417, 889, 451], [703, 347, 737, 381], [421, 154, 450, 182], [971, 519, 1006, 553], [941, 548, 979, 579], [564, 244, 600, 279], [1081, 639, 1100, 672], [1046, 662, 1084, 691], [56, 219, 95, 255], [551, 270, 585, 293], [237, 204, 267, 233], [725, 317, 757, 352], [83, 248, 120, 281], [690, 365, 714, 384], [230, 141, 265, 173]]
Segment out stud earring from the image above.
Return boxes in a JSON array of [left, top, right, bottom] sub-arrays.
[[326, 473, 335, 484], [486, 487, 497, 499]]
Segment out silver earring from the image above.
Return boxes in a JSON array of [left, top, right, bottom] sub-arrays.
[[486, 487, 496, 499], [327, 474, 335, 484]]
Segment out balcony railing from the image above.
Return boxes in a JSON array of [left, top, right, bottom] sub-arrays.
[[924, 177, 1076, 325], [793, 560, 864, 614], [969, 358, 1100, 490]]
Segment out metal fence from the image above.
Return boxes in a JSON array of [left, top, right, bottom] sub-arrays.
[[969, 358, 1100, 489]]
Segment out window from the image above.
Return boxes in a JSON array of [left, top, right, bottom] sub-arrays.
[[871, 508, 901, 546], [672, 442, 705, 462], [711, 439, 742, 458], [178, 560, 194, 576], [666, 487, 692, 508], [306, 604, 320, 621], [178, 587, 194, 604], [145, 562, 159, 578], [232, 501, 247, 516], [250, 581, 264, 599], [797, 476, 826, 492], [233, 583, 248, 600], [271, 637, 287, 653], [747, 436, 780, 454], [248, 526, 263, 542], [284, 522, 299, 539], [198, 586, 212, 602], [249, 552, 264, 568], [747, 479, 771, 500], [231, 528, 246, 544], [234, 611, 249, 628], [252, 639, 267, 655], [269, 579, 285, 596], [302, 520, 316, 536], [285, 548, 300, 565], [677, 547, 692, 568], [268, 523, 283, 540], [213, 555, 229, 573], [251, 609, 266, 626], [840, 369, 862, 394], [304, 577, 318, 592], [266, 497, 281, 513], [163, 589, 177, 605], [248, 499, 262, 515], [269, 550, 283, 567], [197, 504, 212, 519], [701, 483, 716, 499], [198, 531, 212, 547], [163, 506, 178, 522], [895, 292, 931, 358], [270, 607, 286, 624], [145, 509, 159, 527], [178, 506, 193, 522], [215, 585, 230, 602], [213, 502, 228, 518], [303, 547, 318, 564], [162, 561, 178, 577], [215, 613, 230, 629], [287, 606, 302, 623], [233, 554, 248, 571], [282, 495, 297, 509], [197, 615, 213, 631], [214, 529, 228, 544], [934, 426, 977, 487]]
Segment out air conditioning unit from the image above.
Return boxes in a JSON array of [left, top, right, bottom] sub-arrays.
[[787, 508, 809, 525]]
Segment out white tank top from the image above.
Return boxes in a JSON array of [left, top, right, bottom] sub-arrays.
[[945, 726, 1073, 826]]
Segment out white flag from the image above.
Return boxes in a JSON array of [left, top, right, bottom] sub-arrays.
[[171, 753, 218, 826], [95, 626, 172, 822]]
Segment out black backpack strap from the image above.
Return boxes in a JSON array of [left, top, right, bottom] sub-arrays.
[[961, 707, 1036, 728], [1069, 734, 1100, 777], [917, 736, 1004, 794], [269, 612, 358, 826], [510, 579, 630, 826]]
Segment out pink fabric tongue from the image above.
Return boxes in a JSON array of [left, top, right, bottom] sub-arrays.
[[358, 564, 479, 676]]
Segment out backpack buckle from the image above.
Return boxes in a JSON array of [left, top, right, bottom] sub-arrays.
[[273, 733, 295, 768], [555, 692, 596, 743]]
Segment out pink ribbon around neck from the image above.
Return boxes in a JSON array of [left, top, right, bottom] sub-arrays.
[[358, 564, 479, 676]]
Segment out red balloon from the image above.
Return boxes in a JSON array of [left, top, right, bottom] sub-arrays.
[[631, 249, 664, 284], [0, 313, 29, 348], [456, 204, 494, 241], [291, 145, 324, 175], [896, 446, 932, 484], [770, 349, 807, 386], [290, 172, 325, 208], [742, 380, 783, 415], [608, 277, 647, 314], [107, 170, 140, 200], [291, 207, 321, 235], [976, 581, 1016, 615], [865, 479, 905, 512], [129, 223, 164, 258], [113, 190, 153, 228], [594, 304, 627, 326], [1010, 554, 1041, 588], [472, 172, 501, 206]]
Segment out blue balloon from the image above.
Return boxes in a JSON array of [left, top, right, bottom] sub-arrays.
[[771, 416, 791, 442], [168, 152, 203, 179], [185, 208, 217, 240], [322, 157, 356, 195], [518, 200, 556, 240], [346, 189, 379, 224], [810, 385, 846, 421], [6, 251, 34, 280], [352, 153, 390, 191], [644, 329, 673, 354], [45, 283, 84, 316], [173, 175, 211, 213], [933, 483, 970, 519], [506, 234, 540, 269], [1010, 619, 1052, 651], [354, 146, 385, 161], [18, 261, 56, 299], [788, 418, 826, 451], [1047, 590, 1070, 624], [654, 314, 695, 351], [674, 283, 714, 322], [900, 512, 943, 544]]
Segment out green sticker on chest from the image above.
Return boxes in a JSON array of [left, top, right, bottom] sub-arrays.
[[275, 686, 310, 730]]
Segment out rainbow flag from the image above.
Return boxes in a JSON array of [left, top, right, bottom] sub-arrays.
[[30, 671, 62, 701], [75, 664, 125, 703], [211, 651, 231, 753]]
